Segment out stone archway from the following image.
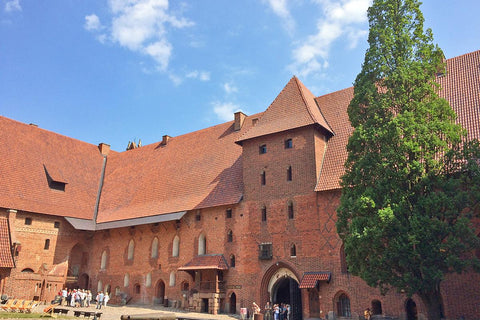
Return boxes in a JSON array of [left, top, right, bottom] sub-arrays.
[[260, 262, 303, 320]]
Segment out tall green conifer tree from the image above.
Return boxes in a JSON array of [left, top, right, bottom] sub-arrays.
[[336, 0, 480, 319]]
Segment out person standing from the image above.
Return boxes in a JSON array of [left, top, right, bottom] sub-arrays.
[[61, 288, 68, 306], [264, 301, 272, 320], [86, 290, 92, 307], [96, 291, 104, 309], [104, 292, 110, 307]]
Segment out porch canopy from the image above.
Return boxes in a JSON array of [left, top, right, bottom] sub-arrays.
[[178, 254, 229, 277], [298, 271, 331, 289]]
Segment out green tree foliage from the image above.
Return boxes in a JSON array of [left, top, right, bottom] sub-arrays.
[[336, 0, 480, 318]]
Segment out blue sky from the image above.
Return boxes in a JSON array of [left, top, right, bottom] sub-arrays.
[[1, 0, 479, 152]]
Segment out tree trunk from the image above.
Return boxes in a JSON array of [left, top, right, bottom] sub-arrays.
[[418, 288, 443, 320]]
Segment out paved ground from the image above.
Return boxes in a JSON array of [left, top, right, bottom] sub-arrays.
[[18, 303, 241, 320]]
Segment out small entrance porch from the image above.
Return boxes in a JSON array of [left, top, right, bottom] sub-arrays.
[[178, 254, 230, 315]]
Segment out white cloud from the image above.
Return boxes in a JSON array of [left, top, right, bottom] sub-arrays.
[[5, 0, 21, 12], [85, 0, 194, 72], [223, 82, 238, 94], [265, 0, 295, 34], [290, 0, 371, 77], [186, 70, 210, 81], [212, 102, 243, 122], [84, 14, 102, 31]]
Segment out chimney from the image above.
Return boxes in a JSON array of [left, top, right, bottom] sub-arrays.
[[234, 112, 247, 131], [98, 143, 111, 156], [161, 135, 171, 146]]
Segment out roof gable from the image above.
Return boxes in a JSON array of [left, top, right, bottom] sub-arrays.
[[236, 76, 333, 144]]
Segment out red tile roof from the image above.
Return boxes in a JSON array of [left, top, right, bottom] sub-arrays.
[[96, 119, 250, 223], [315, 50, 480, 191], [0, 117, 106, 219], [178, 254, 229, 271], [236, 76, 333, 144], [298, 271, 331, 288], [0, 218, 14, 268]]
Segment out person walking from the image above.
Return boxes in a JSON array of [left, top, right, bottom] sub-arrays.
[[96, 291, 104, 309]]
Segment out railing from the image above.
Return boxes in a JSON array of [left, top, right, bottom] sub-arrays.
[[195, 281, 225, 293]]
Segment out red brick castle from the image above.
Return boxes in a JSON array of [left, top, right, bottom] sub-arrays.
[[0, 50, 479, 320]]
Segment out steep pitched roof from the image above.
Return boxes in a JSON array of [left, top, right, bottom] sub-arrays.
[[95, 118, 254, 223], [0, 117, 106, 219], [236, 76, 333, 144], [315, 50, 480, 191], [0, 218, 14, 268]]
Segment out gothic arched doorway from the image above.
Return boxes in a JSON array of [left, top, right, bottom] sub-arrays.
[[156, 280, 165, 304], [229, 292, 236, 314], [261, 263, 303, 320], [405, 298, 417, 320]]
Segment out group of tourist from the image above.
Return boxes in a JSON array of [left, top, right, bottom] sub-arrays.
[[59, 288, 110, 309], [264, 301, 291, 320]]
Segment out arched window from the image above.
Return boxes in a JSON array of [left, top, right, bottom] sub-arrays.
[[172, 235, 180, 257], [198, 233, 206, 255], [337, 293, 351, 317], [261, 170, 266, 185], [287, 201, 294, 219], [151, 237, 159, 259], [146, 272, 152, 287], [21, 268, 34, 273], [230, 254, 236, 268], [287, 166, 292, 181], [227, 230, 233, 242], [44, 239, 50, 250], [169, 272, 176, 287], [97, 280, 103, 293], [127, 239, 134, 260], [124, 273, 130, 287], [290, 244, 296, 257], [261, 206, 267, 222], [100, 250, 108, 270]]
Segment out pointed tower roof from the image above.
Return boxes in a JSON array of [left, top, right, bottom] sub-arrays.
[[236, 76, 334, 144]]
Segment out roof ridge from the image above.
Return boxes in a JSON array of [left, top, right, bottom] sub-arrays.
[[294, 76, 334, 134], [293, 76, 317, 124]]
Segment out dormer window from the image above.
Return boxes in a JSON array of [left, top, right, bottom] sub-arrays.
[[43, 165, 67, 192], [259, 144, 267, 154]]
